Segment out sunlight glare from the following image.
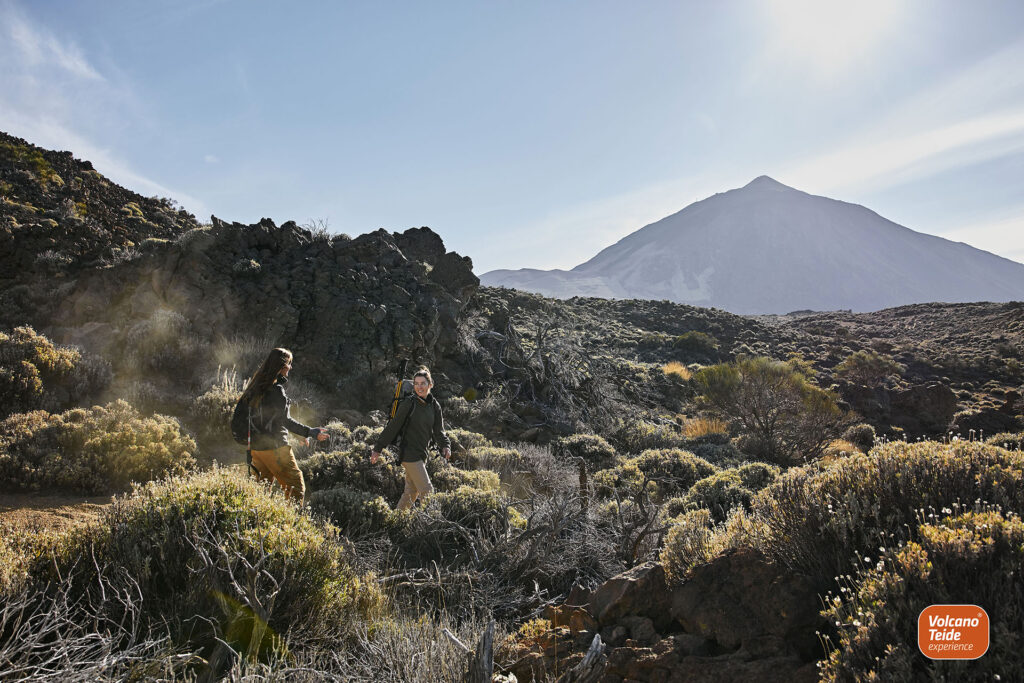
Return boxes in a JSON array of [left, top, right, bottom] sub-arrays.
[[765, 0, 907, 76]]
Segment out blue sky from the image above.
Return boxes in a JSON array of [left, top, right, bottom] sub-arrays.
[[3, 0, 1024, 273]]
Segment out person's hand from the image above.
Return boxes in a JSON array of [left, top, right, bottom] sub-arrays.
[[304, 437, 312, 447], [443, 447, 451, 461], [371, 450, 380, 465], [315, 428, 329, 442]]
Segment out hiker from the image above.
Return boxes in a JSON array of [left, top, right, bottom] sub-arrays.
[[370, 366, 452, 510], [240, 347, 328, 503]]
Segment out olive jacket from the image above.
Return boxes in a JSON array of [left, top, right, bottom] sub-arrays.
[[374, 393, 451, 463]]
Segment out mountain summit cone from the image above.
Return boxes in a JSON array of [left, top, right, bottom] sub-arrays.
[[481, 178, 1024, 314]]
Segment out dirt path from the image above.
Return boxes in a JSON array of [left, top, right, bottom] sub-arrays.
[[0, 492, 112, 534]]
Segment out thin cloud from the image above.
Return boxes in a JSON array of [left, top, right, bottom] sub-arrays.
[[5, 3, 103, 80], [939, 209, 1024, 266], [781, 39, 1024, 196], [204, 154, 220, 164], [0, 1, 210, 220]]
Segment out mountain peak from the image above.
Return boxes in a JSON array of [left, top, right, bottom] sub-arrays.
[[743, 175, 792, 191]]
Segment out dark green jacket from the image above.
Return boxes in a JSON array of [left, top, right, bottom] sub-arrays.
[[249, 377, 313, 451], [374, 393, 450, 463]]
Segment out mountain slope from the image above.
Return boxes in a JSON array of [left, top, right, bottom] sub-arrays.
[[482, 176, 1024, 313]]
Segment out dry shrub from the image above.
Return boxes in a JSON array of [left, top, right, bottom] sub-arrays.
[[189, 366, 240, 441], [821, 508, 1024, 682], [661, 507, 759, 584], [681, 416, 729, 439], [662, 361, 692, 381], [0, 400, 197, 494]]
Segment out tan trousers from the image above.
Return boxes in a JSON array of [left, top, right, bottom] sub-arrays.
[[397, 460, 433, 511], [250, 446, 305, 503]]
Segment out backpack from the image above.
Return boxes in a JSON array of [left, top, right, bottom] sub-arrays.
[[230, 399, 251, 445], [381, 379, 416, 448]]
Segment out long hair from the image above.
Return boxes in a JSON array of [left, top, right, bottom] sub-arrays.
[[240, 348, 292, 407]]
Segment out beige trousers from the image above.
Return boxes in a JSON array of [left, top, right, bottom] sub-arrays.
[[250, 446, 306, 503], [397, 460, 434, 511]]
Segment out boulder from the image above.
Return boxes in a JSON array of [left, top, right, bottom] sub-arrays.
[[669, 548, 822, 661], [588, 562, 673, 631]]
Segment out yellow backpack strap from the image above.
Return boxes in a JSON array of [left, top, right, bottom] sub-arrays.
[[390, 382, 403, 419]]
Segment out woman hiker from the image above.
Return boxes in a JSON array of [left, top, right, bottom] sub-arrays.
[[240, 347, 329, 503], [371, 366, 452, 510]]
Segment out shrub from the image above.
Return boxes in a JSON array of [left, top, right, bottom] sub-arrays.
[[308, 485, 397, 537], [695, 356, 850, 464], [301, 446, 404, 499], [821, 510, 1024, 682], [680, 416, 729, 439], [462, 446, 526, 473], [755, 441, 1024, 593], [985, 431, 1024, 450], [447, 427, 491, 454], [0, 400, 197, 494], [660, 507, 758, 584], [189, 367, 241, 441], [23, 468, 384, 660], [390, 486, 514, 568], [734, 462, 779, 490], [822, 439, 860, 460], [835, 349, 904, 386], [594, 448, 717, 503], [672, 331, 719, 355], [552, 433, 617, 472], [0, 326, 110, 418], [427, 458, 501, 493], [683, 470, 752, 522], [609, 419, 686, 454], [662, 362, 692, 381], [121, 310, 204, 379], [842, 423, 876, 452]]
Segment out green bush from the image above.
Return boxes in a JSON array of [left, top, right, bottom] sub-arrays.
[[308, 485, 397, 537], [552, 433, 617, 472], [821, 509, 1024, 682], [734, 462, 780, 490], [695, 356, 849, 464], [301, 446, 404, 499], [427, 458, 501, 493], [447, 428, 491, 454], [0, 326, 110, 418], [755, 441, 1024, 593], [835, 349, 904, 386], [842, 423, 876, 452], [390, 486, 514, 568], [593, 448, 717, 503], [683, 470, 752, 522], [0, 400, 197, 494], [672, 331, 719, 355], [608, 420, 686, 454], [24, 468, 383, 658]]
